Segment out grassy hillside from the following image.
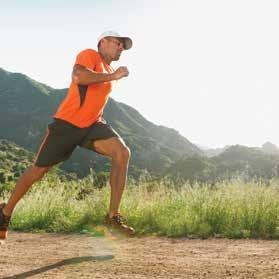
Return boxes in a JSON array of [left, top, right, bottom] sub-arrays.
[[0, 68, 201, 177]]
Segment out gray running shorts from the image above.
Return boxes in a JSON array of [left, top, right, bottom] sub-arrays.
[[34, 118, 120, 167]]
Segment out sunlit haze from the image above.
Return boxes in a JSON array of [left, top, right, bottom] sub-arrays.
[[1, 0, 279, 148]]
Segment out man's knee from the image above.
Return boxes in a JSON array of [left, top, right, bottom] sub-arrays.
[[30, 165, 52, 181], [113, 145, 131, 165]]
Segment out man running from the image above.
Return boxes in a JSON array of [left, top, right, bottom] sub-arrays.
[[0, 30, 135, 240]]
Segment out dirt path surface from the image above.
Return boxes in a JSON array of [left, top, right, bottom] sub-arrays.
[[0, 232, 279, 278]]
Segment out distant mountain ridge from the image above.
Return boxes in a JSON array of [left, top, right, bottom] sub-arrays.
[[0, 68, 201, 176], [199, 145, 230, 157], [166, 144, 279, 183], [200, 142, 279, 158]]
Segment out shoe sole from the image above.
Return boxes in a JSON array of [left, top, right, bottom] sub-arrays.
[[103, 216, 136, 237], [104, 224, 136, 237]]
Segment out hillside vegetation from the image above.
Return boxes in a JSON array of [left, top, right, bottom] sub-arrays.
[[0, 68, 201, 177], [0, 139, 33, 185], [2, 68, 279, 183]]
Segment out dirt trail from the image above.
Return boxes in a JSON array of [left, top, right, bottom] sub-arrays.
[[0, 232, 279, 278]]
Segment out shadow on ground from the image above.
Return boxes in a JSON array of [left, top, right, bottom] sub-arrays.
[[2, 255, 114, 279]]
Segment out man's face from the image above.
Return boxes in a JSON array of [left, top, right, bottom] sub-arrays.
[[103, 37, 124, 61]]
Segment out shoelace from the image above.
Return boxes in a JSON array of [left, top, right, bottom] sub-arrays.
[[113, 214, 126, 224]]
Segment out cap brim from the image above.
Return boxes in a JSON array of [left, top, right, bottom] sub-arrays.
[[118, 37, 133, 50], [123, 37, 133, 50], [98, 34, 133, 50]]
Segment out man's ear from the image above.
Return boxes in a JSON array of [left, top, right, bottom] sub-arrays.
[[99, 38, 107, 48]]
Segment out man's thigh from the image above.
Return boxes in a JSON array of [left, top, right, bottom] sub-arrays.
[[79, 121, 124, 156], [92, 137, 128, 157]]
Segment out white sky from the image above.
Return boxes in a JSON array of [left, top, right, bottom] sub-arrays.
[[1, 0, 279, 148]]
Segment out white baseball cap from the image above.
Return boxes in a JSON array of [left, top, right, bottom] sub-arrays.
[[97, 30, 133, 50]]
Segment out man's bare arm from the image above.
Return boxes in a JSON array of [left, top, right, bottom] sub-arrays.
[[72, 64, 129, 85]]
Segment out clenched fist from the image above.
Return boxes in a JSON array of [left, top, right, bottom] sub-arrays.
[[112, 66, 129, 80]]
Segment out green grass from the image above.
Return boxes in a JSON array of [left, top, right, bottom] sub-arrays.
[[4, 175, 279, 239]]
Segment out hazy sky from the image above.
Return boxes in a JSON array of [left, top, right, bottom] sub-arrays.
[[1, 0, 279, 148]]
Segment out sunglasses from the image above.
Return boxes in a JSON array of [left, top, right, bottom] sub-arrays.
[[106, 38, 124, 48]]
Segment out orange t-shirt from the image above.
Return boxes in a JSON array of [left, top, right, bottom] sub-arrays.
[[54, 49, 114, 127]]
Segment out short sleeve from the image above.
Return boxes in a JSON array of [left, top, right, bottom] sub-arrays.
[[75, 49, 97, 70]]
